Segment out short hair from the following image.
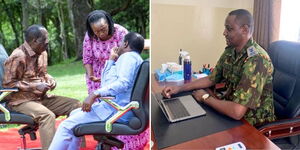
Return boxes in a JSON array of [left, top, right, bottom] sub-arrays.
[[228, 9, 254, 34], [124, 32, 144, 54], [86, 10, 115, 39], [25, 24, 46, 43]]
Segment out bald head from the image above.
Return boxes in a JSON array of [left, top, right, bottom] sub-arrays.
[[228, 9, 254, 35], [25, 24, 47, 43], [24, 24, 49, 55]]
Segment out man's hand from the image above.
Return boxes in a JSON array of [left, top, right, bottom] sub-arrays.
[[162, 86, 180, 98], [36, 82, 50, 93], [192, 89, 208, 102], [109, 47, 119, 60], [89, 76, 101, 82], [82, 93, 98, 112], [48, 79, 56, 90]]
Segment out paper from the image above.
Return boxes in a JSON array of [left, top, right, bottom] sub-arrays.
[[193, 73, 208, 79]]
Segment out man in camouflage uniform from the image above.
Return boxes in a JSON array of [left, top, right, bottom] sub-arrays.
[[162, 9, 275, 126]]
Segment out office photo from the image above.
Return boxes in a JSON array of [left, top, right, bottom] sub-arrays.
[[0, 0, 150, 150], [151, 0, 300, 149]]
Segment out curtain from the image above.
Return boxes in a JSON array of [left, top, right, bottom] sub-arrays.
[[253, 0, 281, 50]]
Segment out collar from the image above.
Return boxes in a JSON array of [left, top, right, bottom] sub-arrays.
[[23, 41, 37, 57], [232, 38, 253, 62]]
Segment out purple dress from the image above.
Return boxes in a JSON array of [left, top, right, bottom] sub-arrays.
[[82, 24, 149, 149], [83, 24, 128, 94]]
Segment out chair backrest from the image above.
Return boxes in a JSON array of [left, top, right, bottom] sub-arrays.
[[129, 59, 149, 131], [268, 40, 300, 119], [0, 44, 8, 89]]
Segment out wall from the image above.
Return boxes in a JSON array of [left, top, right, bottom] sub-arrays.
[[151, 0, 254, 72]]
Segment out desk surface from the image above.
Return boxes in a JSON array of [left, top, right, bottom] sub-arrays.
[[151, 74, 280, 150]]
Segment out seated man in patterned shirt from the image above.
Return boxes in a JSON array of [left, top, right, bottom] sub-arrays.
[[2, 24, 81, 150], [162, 9, 276, 127]]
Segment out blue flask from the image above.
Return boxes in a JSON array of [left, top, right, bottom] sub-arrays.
[[183, 56, 192, 81]]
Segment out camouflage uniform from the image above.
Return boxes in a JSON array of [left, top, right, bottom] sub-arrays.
[[208, 38, 276, 126]]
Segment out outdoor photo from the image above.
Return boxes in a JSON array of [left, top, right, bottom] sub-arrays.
[[0, 0, 149, 150]]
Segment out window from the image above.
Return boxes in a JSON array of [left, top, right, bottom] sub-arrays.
[[279, 0, 300, 42]]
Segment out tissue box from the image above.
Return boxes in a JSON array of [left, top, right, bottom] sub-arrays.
[[155, 69, 168, 82], [155, 69, 183, 82]]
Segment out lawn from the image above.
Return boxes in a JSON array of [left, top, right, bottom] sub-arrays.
[[47, 60, 88, 102]]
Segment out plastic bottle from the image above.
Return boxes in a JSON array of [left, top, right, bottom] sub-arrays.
[[179, 49, 182, 65], [183, 56, 192, 81]]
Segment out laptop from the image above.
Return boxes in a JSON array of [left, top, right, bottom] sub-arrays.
[[152, 92, 206, 122]]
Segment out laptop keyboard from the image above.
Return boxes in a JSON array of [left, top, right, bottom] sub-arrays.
[[164, 98, 190, 119]]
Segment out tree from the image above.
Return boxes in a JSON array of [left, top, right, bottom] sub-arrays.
[[56, 0, 68, 60], [0, 0, 149, 64], [67, 0, 92, 60], [109, 0, 132, 16], [94, 0, 149, 38], [21, 0, 28, 39], [1, 0, 20, 46], [28, 0, 48, 25]]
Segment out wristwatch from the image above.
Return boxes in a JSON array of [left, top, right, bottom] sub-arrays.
[[202, 93, 210, 101]]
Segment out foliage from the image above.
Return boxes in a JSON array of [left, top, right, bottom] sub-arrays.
[[94, 0, 149, 38], [0, 0, 149, 65]]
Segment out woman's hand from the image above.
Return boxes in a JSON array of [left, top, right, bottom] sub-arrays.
[[89, 76, 101, 82]]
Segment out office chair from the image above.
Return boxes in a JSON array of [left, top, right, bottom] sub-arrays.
[[73, 60, 149, 150], [258, 41, 300, 140], [0, 48, 40, 150]]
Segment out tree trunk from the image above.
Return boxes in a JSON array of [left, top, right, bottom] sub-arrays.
[[1, 0, 20, 46], [21, 0, 29, 40], [110, 0, 132, 16], [37, 0, 42, 24], [67, 0, 92, 61], [138, 13, 146, 38], [56, 0, 68, 60], [48, 16, 61, 65], [67, 0, 76, 57]]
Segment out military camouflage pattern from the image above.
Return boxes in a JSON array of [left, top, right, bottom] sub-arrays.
[[209, 38, 276, 126]]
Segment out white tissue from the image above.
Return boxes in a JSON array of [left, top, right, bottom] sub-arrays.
[[166, 62, 182, 72], [160, 64, 168, 73]]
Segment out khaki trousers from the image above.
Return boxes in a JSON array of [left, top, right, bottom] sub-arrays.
[[10, 95, 81, 150]]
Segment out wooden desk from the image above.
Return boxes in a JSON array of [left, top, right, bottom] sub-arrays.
[[151, 74, 280, 149]]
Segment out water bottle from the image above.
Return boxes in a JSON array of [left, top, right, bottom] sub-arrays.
[[179, 49, 182, 65], [183, 56, 192, 81]]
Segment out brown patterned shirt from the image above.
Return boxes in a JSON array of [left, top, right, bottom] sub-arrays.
[[2, 42, 55, 105]]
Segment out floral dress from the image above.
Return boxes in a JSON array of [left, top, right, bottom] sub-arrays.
[[82, 24, 149, 150]]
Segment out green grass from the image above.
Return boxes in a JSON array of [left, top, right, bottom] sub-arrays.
[[141, 49, 149, 60], [47, 60, 88, 102]]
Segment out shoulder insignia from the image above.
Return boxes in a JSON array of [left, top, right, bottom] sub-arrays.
[[247, 46, 258, 57]]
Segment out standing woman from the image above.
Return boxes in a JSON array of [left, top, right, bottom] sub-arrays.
[[82, 10, 149, 149], [83, 10, 128, 94]]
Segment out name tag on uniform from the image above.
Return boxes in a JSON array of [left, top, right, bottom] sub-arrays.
[[247, 46, 258, 57]]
